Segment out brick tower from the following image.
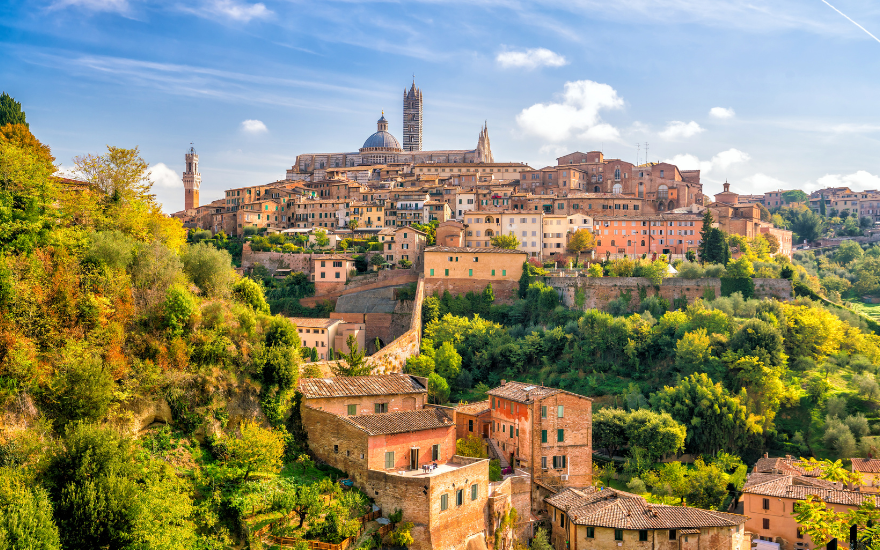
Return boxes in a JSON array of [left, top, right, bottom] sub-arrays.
[[403, 80, 422, 152], [183, 145, 201, 211]]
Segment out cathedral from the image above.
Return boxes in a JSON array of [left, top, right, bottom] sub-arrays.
[[290, 81, 493, 176]]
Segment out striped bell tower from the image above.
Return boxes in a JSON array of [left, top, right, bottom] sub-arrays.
[[403, 80, 423, 152]]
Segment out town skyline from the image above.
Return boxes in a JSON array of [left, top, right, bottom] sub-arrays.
[[2, 0, 880, 212]]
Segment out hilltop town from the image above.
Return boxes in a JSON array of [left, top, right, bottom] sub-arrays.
[[4, 83, 880, 550]]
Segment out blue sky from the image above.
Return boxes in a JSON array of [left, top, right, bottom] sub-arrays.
[[2, 0, 879, 212]]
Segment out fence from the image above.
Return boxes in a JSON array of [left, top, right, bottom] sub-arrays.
[[253, 507, 389, 550]]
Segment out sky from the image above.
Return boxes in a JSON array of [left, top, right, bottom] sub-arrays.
[[2, 0, 880, 213]]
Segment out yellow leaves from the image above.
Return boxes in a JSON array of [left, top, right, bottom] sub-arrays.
[[783, 304, 844, 361]]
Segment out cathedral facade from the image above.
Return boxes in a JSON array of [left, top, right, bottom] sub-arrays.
[[288, 81, 493, 178]]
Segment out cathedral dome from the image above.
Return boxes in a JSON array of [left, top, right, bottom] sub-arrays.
[[362, 130, 401, 150]]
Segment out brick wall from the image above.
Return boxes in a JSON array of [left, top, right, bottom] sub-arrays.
[[303, 392, 427, 418], [364, 276, 424, 374], [425, 278, 520, 304], [544, 276, 792, 311]]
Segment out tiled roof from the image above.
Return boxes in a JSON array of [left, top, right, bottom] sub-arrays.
[[851, 459, 880, 473], [289, 317, 340, 329], [424, 246, 526, 254], [753, 457, 819, 477], [742, 474, 877, 506], [455, 401, 490, 416], [487, 381, 580, 404], [545, 488, 746, 529], [298, 375, 427, 399], [311, 255, 354, 261], [344, 408, 454, 435]]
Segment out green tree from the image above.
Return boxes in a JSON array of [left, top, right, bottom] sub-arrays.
[[592, 407, 628, 458], [456, 434, 486, 458], [0, 467, 60, 550], [427, 373, 450, 404], [698, 211, 715, 264], [224, 421, 285, 482], [729, 318, 787, 369], [181, 242, 235, 296], [388, 522, 415, 547], [834, 239, 864, 265], [782, 190, 809, 204], [530, 528, 552, 550], [370, 253, 386, 269], [588, 263, 603, 277], [674, 329, 721, 378], [790, 208, 826, 243], [163, 284, 197, 336], [0, 92, 27, 127], [313, 229, 330, 248], [794, 496, 880, 548], [725, 256, 755, 278], [332, 334, 370, 376], [651, 373, 760, 455], [291, 483, 323, 528], [625, 409, 687, 462], [684, 458, 728, 510], [567, 229, 596, 264], [47, 347, 114, 428], [347, 219, 359, 232], [0, 140, 58, 253], [705, 228, 730, 266], [491, 232, 520, 250], [434, 341, 462, 380], [232, 276, 270, 314]]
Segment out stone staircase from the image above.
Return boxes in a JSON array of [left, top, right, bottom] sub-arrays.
[[485, 437, 510, 469]]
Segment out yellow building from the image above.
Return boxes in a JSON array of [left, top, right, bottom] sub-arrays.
[[423, 246, 527, 302]]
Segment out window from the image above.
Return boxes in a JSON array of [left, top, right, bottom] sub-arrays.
[[639, 530, 648, 542], [347, 404, 356, 416], [445, 269, 449, 276], [502, 270, 506, 276], [375, 403, 388, 413], [334, 445, 339, 453], [430, 269, 434, 276], [469, 269, 473, 277], [615, 529, 623, 541], [541, 430, 547, 443], [541, 456, 547, 469], [335, 272, 340, 279], [469, 419, 474, 432], [456, 489, 464, 506], [491, 397, 495, 408], [440, 494, 448, 511], [541, 406, 547, 418], [432, 444, 440, 461], [557, 405, 564, 418], [385, 451, 395, 469], [552, 455, 567, 469], [763, 518, 770, 530], [557, 429, 564, 442], [762, 498, 770, 510], [471, 483, 478, 500], [491, 270, 495, 276], [669, 530, 676, 540]]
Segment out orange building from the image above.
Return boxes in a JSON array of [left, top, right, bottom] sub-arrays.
[[423, 246, 526, 302]]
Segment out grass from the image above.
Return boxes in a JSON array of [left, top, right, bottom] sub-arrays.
[[844, 299, 880, 322]]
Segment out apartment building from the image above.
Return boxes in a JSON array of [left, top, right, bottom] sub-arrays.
[[424, 246, 526, 301], [486, 380, 593, 488], [500, 212, 543, 257], [592, 214, 702, 258], [291, 317, 365, 361], [384, 226, 427, 267], [350, 201, 385, 228]]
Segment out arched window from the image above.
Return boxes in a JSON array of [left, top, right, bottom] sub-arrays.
[[658, 185, 669, 200], [614, 167, 621, 180], [612, 184, 623, 194], [611, 240, 616, 246], [485, 229, 495, 237], [594, 186, 600, 193], [485, 216, 494, 223], [641, 240, 645, 246]]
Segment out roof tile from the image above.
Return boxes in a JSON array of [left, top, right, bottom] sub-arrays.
[[344, 407, 454, 435], [299, 375, 427, 399]]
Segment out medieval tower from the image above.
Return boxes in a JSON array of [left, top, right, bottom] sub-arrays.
[[403, 80, 423, 152], [183, 145, 201, 211]]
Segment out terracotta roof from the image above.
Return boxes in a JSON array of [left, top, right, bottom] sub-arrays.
[[742, 474, 877, 506], [344, 408, 454, 435], [546, 487, 747, 529], [487, 380, 581, 404], [455, 401, 490, 416], [298, 375, 427, 399], [289, 317, 341, 329], [425, 246, 526, 254], [311, 255, 354, 261], [753, 457, 819, 477], [851, 459, 880, 473]]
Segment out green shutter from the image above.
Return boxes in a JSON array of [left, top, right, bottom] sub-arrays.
[[430, 269, 434, 276], [440, 494, 448, 511], [445, 269, 449, 276], [541, 430, 547, 443], [469, 269, 473, 276], [491, 269, 495, 276], [541, 406, 547, 418], [502, 270, 506, 276], [557, 429, 564, 442]]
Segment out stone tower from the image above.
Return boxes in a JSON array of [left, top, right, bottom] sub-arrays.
[[403, 80, 423, 152], [475, 122, 494, 163], [183, 145, 201, 211]]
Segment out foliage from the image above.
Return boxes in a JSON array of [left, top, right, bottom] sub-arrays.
[[181, 242, 235, 296], [387, 522, 414, 547], [232, 276, 270, 314], [0, 467, 60, 549], [683, 458, 729, 510], [332, 334, 370, 377], [456, 434, 486, 458], [428, 373, 450, 404], [223, 421, 285, 482], [567, 229, 596, 261], [46, 346, 114, 428], [530, 528, 552, 550], [0, 93, 27, 127], [491, 232, 520, 250]]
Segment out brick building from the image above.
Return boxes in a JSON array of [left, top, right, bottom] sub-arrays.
[[291, 317, 365, 360], [436, 220, 467, 247], [384, 226, 427, 267], [424, 246, 526, 302], [298, 375, 492, 550], [311, 255, 355, 294], [486, 381, 593, 489], [545, 487, 748, 550], [455, 400, 491, 440]]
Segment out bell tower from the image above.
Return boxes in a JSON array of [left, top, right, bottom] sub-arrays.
[[403, 79, 423, 152], [183, 145, 201, 211]]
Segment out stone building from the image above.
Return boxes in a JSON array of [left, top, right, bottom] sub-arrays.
[[384, 226, 427, 268], [311, 255, 355, 294], [423, 246, 526, 302], [298, 374, 429, 417], [545, 487, 748, 550], [486, 381, 593, 489]]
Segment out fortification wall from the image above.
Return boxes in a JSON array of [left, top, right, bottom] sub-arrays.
[[425, 278, 519, 304]]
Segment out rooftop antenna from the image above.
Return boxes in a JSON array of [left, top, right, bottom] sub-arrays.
[[636, 143, 640, 166], [645, 142, 649, 165]]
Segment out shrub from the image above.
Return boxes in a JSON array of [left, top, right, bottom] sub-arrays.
[[676, 261, 705, 279], [232, 277, 270, 314], [85, 230, 136, 270], [47, 346, 113, 428], [180, 242, 235, 296], [626, 477, 647, 494], [163, 284, 197, 335]]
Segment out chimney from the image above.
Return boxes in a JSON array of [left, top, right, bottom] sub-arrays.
[[501, 379, 507, 385], [764, 452, 769, 459]]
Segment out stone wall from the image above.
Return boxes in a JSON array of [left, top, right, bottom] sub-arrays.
[[544, 276, 792, 311], [364, 276, 424, 374], [241, 245, 316, 274], [425, 278, 520, 304]]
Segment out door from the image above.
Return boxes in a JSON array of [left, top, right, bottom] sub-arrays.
[[410, 448, 419, 470]]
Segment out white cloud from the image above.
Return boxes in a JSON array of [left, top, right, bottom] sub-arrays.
[[816, 171, 880, 190], [709, 107, 735, 119], [664, 148, 750, 174], [516, 80, 624, 142], [241, 119, 268, 133], [744, 173, 788, 190], [496, 48, 568, 70], [659, 120, 704, 140], [150, 163, 182, 188], [203, 0, 272, 22]]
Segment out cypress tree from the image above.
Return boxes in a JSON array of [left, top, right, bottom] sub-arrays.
[[0, 92, 27, 127], [698, 211, 715, 264]]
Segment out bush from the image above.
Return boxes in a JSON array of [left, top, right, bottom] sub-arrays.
[[626, 477, 647, 494], [180, 242, 235, 296], [85, 230, 136, 270], [48, 347, 114, 427], [232, 277, 270, 314], [676, 261, 705, 279], [163, 284, 197, 335]]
